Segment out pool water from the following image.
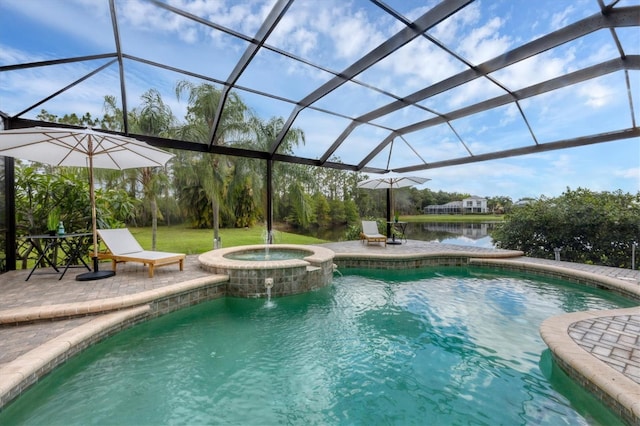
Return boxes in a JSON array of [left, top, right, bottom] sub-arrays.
[[223, 248, 307, 261], [1, 267, 633, 425]]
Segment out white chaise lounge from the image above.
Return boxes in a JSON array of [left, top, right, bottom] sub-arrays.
[[97, 228, 185, 278], [360, 220, 387, 247]]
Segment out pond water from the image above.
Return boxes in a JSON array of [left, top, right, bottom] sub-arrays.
[[411, 221, 498, 248], [0, 267, 632, 425], [312, 221, 500, 248]]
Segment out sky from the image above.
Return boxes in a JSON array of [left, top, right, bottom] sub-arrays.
[[0, 0, 638, 201]]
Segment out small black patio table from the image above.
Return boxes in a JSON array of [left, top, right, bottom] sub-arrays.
[[386, 221, 408, 245], [23, 232, 92, 281]]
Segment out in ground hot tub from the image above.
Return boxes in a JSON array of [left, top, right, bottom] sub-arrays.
[[198, 244, 336, 298]]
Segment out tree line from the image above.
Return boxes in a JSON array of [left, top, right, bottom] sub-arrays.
[[15, 81, 639, 269], [23, 82, 507, 241]]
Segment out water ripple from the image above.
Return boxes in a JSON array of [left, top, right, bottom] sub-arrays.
[[0, 269, 631, 426]]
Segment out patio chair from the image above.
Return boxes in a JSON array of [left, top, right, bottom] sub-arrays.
[[360, 221, 387, 247], [96, 228, 185, 278]]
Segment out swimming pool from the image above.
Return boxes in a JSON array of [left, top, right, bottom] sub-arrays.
[[0, 267, 633, 425]]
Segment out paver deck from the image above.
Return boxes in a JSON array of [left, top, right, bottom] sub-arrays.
[[0, 240, 638, 422]]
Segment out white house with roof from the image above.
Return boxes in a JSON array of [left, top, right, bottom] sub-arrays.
[[425, 196, 488, 214], [462, 196, 488, 213]]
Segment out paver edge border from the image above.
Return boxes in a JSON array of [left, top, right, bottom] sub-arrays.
[[0, 275, 229, 325], [468, 258, 640, 301], [0, 306, 150, 409], [540, 308, 640, 425]]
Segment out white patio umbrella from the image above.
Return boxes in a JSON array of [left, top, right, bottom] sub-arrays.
[[0, 126, 175, 280], [358, 173, 431, 241], [357, 173, 431, 190]]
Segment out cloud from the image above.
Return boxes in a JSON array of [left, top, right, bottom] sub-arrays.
[[259, 1, 388, 70], [0, 59, 120, 118], [424, 160, 540, 199], [370, 39, 463, 95], [0, 45, 35, 64], [329, 9, 385, 60], [442, 78, 505, 110], [550, 5, 576, 30], [614, 167, 640, 180], [549, 154, 574, 175], [428, 3, 511, 64], [492, 47, 575, 91], [429, 2, 481, 45], [458, 17, 511, 64], [577, 80, 615, 108], [117, 0, 210, 44], [499, 104, 519, 126]]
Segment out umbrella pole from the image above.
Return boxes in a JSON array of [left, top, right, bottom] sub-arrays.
[[387, 185, 402, 245], [76, 138, 116, 281], [386, 188, 392, 237]]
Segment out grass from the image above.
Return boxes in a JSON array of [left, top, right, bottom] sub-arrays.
[[131, 215, 503, 254], [20, 215, 500, 268], [21, 215, 500, 268], [128, 225, 329, 255]]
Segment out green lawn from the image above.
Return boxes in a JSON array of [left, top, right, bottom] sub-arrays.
[[128, 225, 328, 255], [129, 215, 502, 254], [20, 217, 501, 268]]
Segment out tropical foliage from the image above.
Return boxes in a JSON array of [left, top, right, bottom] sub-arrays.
[[18, 83, 639, 272], [14, 165, 136, 236], [492, 188, 640, 268], [26, 82, 366, 245]]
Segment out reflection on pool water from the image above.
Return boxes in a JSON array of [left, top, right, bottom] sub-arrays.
[[0, 267, 633, 425]]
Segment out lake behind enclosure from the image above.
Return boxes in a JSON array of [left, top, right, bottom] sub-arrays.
[[312, 221, 499, 248], [409, 221, 498, 248]]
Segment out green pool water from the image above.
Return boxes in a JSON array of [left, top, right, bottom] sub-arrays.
[[1, 267, 634, 425]]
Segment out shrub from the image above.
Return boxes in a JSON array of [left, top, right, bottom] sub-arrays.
[[492, 188, 640, 268]]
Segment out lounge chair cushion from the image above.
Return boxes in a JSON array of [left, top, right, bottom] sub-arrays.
[[361, 221, 386, 247], [97, 228, 185, 277], [98, 228, 145, 255]]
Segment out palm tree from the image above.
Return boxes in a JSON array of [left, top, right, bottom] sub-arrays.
[[103, 90, 175, 249], [132, 90, 176, 249], [245, 116, 310, 229], [174, 81, 251, 247]]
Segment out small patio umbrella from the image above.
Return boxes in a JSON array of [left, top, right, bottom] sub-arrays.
[[0, 126, 174, 280], [358, 173, 431, 240]]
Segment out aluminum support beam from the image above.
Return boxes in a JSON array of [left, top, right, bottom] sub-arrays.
[[268, 0, 474, 156], [208, 0, 293, 149], [329, 6, 639, 164], [358, 56, 639, 169]]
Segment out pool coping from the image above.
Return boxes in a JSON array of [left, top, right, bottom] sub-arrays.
[[0, 247, 638, 423], [540, 308, 640, 425], [468, 257, 640, 425], [198, 243, 336, 269], [0, 306, 151, 408], [0, 275, 229, 325], [0, 275, 230, 409], [198, 244, 336, 298]]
